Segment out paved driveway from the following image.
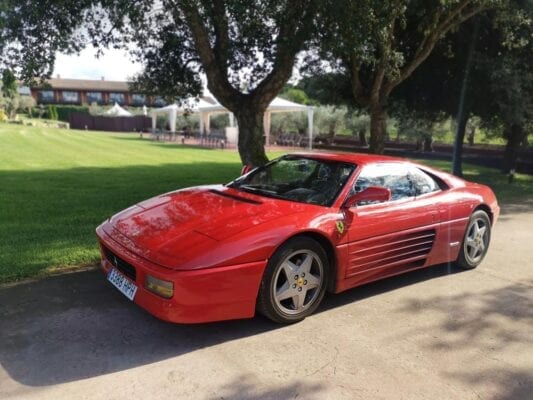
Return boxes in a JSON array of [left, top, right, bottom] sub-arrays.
[[1, 202, 532, 400]]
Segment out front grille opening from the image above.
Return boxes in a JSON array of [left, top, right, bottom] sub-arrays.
[[102, 246, 137, 281]]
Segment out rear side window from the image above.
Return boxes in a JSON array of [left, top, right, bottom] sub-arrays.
[[408, 167, 441, 195]]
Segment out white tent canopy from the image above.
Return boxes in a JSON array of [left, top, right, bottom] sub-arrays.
[[149, 96, 314, 149], [105, 102, 133, 117], [262, 97, 313, 149], [150, 98, 214, 134]]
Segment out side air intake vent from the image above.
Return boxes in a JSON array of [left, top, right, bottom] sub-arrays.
[[347, 229, 436, 276]]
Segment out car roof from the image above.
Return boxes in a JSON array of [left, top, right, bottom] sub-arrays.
[[288, 151, 405, 166]]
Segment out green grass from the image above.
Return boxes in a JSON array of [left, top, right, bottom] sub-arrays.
[[0, 123, 531, 283], [0, 124, 254, 283]]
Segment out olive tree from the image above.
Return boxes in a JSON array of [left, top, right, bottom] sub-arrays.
[[317, 0, 500, 154], [1, 0, 319, 166]]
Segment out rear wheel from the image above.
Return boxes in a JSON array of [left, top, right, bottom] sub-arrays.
[[457, 210, 491, 269], [257, 237, 329, 324]]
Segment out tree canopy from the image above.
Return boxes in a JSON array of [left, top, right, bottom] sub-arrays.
[[1, 0, 319, 166], [316, 0, 501, 154]]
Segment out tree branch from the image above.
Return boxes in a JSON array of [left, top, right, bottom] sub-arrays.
[[201, 0, 230, 79], [252, 0, 318, 108], [385, 1, 488, 96], [349, 52, 369, 107], [178, 0, 241, 108]]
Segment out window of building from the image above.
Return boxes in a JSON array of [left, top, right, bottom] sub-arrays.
[[61, 91, 79, 103], [38, 90, 54, 103], [86, 91, 103, 104], [131, 94, 146, 105], [109, 92, 125, 104]]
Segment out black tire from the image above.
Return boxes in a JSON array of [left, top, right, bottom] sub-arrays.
[[456, 210, 491, 269], [257, 236, 329, 324]]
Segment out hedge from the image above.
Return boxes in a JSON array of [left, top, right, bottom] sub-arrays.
[[32, 105, 90, 122]]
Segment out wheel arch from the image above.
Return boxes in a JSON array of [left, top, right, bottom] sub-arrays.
[[474, 204, 494, 225]]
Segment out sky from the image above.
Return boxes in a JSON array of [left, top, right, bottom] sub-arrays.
[[52, 47, 215, 98], [53, 48, 142, 81]]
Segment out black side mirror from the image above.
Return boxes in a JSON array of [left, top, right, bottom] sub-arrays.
[[343, 186, 391, 208]]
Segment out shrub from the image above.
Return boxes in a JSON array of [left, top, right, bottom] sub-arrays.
[[56, 105, 89, 122], [47, 105, 58, 120], [0, 109, 7, 122]]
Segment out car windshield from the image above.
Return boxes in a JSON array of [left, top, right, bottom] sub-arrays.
[[227, 156, 356, 206]]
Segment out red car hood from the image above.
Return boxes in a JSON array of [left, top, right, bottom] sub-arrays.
[[102, 185, 309, 268]]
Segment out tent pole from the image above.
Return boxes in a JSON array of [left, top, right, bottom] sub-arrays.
[[263, 111, 271, 147], [308, 107, 314, 150]]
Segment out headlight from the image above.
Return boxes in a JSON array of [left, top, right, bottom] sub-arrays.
[[145, 274, 174, 299]]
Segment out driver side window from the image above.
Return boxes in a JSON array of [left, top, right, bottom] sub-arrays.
[[353, 163, 416, 204]]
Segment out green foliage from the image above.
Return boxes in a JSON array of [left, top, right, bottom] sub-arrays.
[[0, 0, 322, 166], [271, 112, 308, 135], [0, 68, 20, 119], [313, 106, 347, 136], [47, 104, 58, 120], [1, 69, 17, 97], [55, 105, 89, 122], [345, 112, 370, 136], [279, 86, 317, 105], [0, 109, 7, 121], [17, 95, 35, 114]]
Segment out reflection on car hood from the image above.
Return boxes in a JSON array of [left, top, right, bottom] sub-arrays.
[[104, 185, 312, 268]]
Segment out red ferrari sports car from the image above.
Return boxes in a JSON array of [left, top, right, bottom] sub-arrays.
[[96, 152, 499, 324]]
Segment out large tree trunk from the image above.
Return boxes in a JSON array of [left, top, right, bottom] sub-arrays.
[[234, 108, 269, 167], [502, 123, 526, 174], [369, 105, 388, 154], [358, 128, 368, 146], [452, 114, 469, 177]]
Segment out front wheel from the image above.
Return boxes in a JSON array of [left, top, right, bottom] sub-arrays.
[[457, 210, 491, 269], [257, 237, 329, 324]]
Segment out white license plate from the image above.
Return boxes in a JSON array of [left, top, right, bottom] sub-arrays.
[[107, 268, 138, 301]]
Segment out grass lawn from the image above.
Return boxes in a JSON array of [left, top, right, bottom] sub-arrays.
[[1, 123, 532, 283]]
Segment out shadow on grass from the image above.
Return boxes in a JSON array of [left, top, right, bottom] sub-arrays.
[[0, 162, 241, 282]]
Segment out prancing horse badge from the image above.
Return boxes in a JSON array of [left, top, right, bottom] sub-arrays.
[[336, 221, 345, 234]]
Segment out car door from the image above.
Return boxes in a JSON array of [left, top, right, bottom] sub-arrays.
[[342, 162, 440, 285]]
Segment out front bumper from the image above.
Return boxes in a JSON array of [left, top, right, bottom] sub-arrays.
[[96, 227, 267, 324]]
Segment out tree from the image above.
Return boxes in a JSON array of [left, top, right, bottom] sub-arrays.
[[317, 0, 498, 154], [1, 0, 319, 166], [1, 68, 19, 118], [18, 95, 36, 116], [391, 1, 532, 174], [476, 1, 532, 173]]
